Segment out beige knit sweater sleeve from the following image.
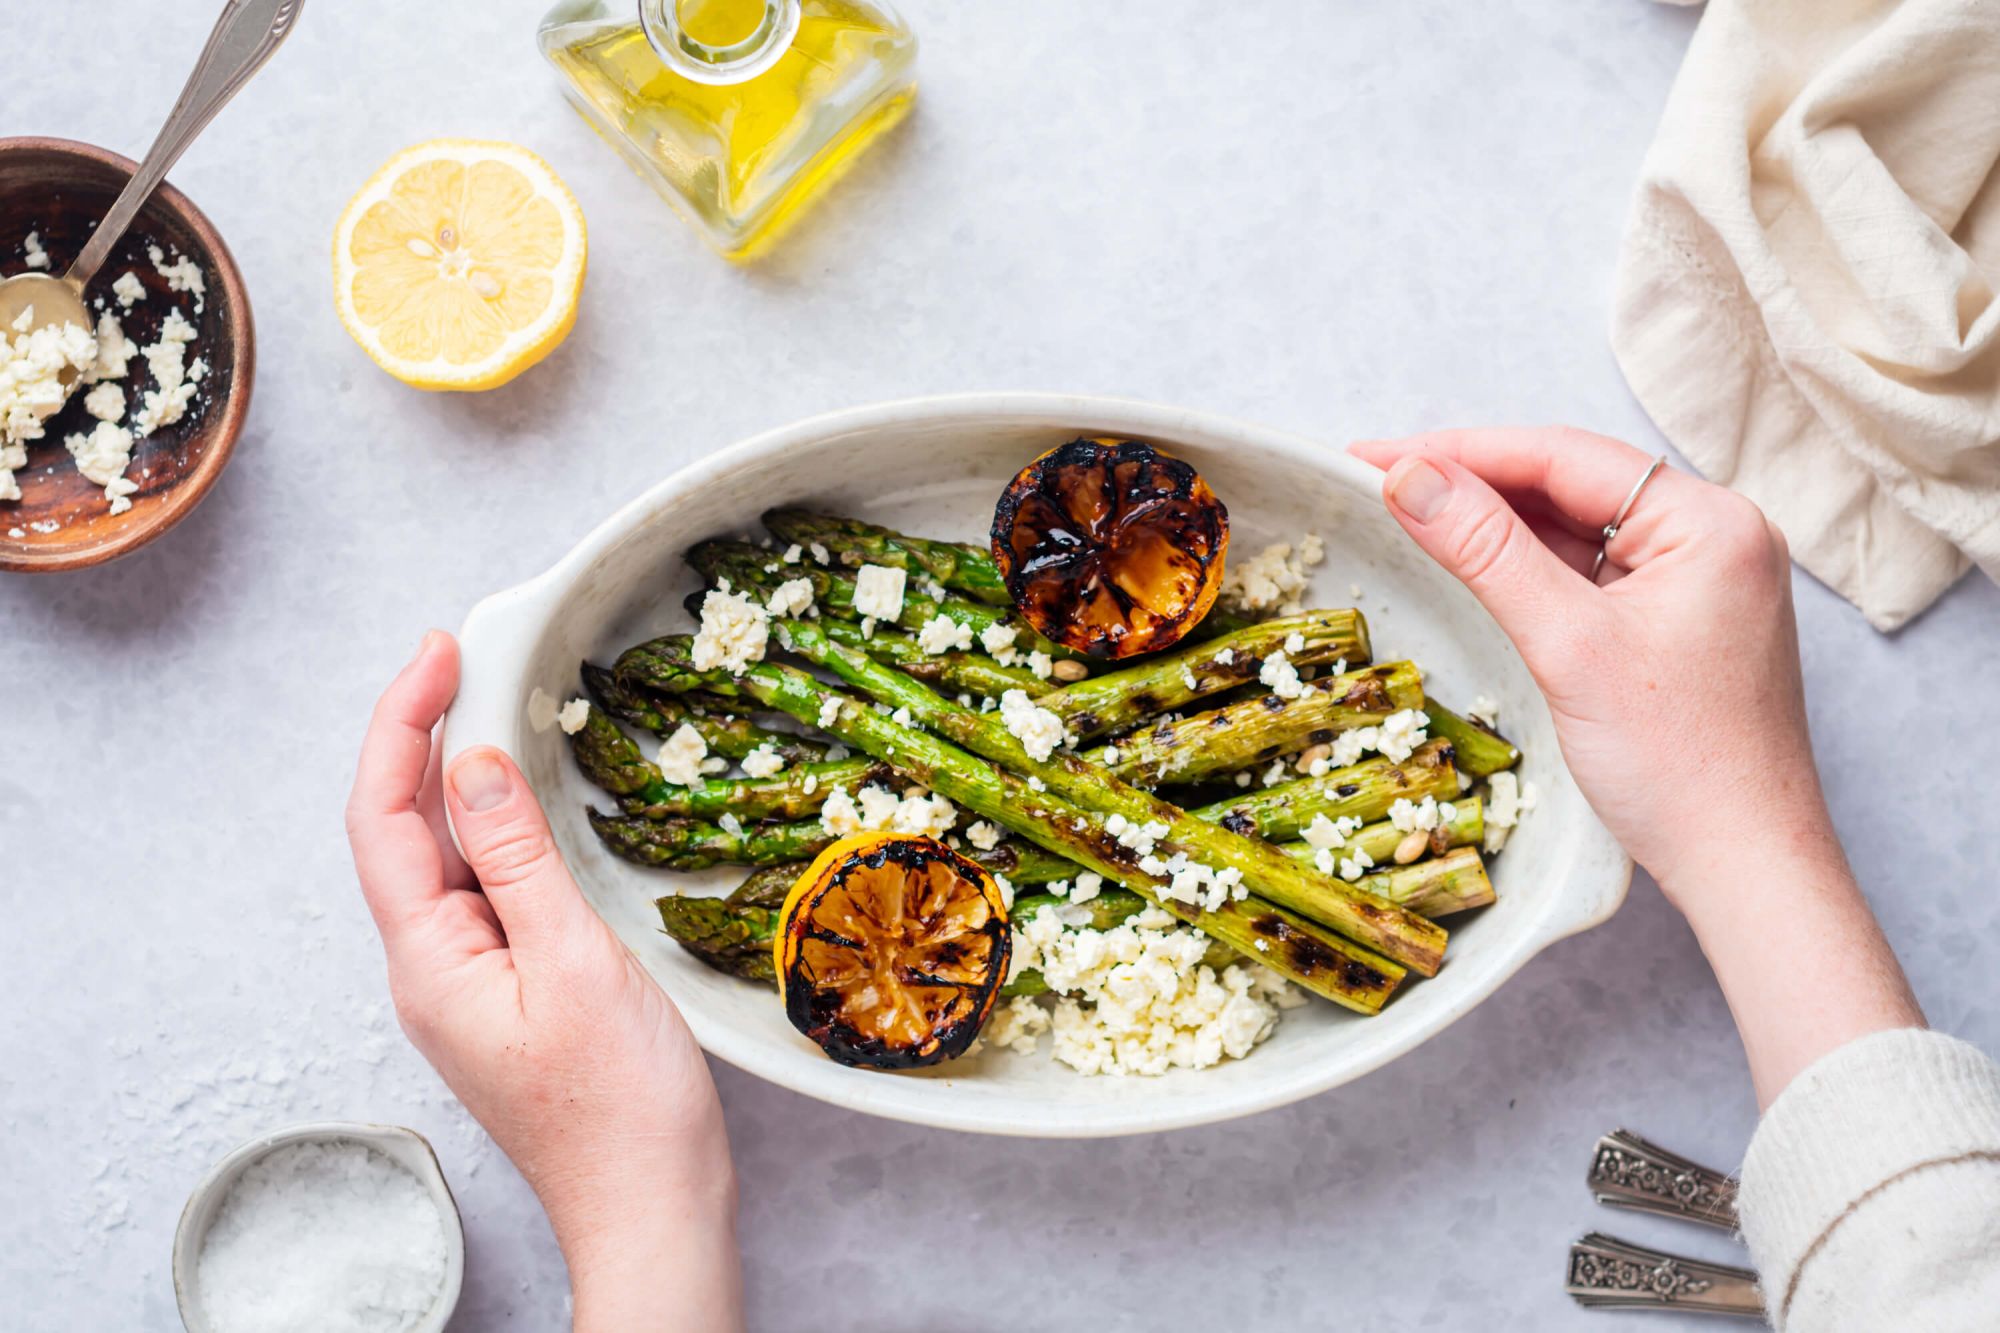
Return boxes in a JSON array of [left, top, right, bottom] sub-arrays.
[[1738, 1029, 2000, 1330]]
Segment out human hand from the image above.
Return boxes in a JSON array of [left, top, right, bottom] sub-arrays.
[[345, 632, 743, 1333], [1350, 428, 1920, 1104], [1350, 427, 1822, 899]]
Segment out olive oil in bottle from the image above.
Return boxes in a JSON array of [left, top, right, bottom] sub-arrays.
[[537, 0, 916, 259]]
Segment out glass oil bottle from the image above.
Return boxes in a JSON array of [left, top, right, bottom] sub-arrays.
[[537, 0, 916, 260]]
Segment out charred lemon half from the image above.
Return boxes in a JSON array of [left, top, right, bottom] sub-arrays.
[[775, 832, 1011, 1069], [991, 438, 1229, 659]]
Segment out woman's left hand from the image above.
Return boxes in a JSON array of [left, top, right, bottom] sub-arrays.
[[344, 631, 744, 1333]]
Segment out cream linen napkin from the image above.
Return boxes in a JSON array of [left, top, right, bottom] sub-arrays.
[[1612, 0, 2000, 630]]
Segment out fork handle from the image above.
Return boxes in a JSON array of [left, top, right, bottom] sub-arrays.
[[68, 0, 305, 287], [1568, 1233, 1765, 1319], [1589, 1129, 1741, 1232]]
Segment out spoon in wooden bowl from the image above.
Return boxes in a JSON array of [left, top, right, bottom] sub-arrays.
[[0, 0, 303, 369]]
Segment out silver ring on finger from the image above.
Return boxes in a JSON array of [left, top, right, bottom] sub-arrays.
[[1591, 454, 1669, 584]]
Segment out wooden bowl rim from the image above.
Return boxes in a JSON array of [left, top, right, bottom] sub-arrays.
[[0, 135, 254, 574]]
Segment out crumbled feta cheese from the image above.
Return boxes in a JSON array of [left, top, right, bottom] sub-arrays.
[[917, 613, 973, 654], [979, 623, 1018, 658], [1468, 694, 1500, 728], [1070, 873, 1103, 904], [82, 382, 124, 422], [740, 744, 786, 778], [780, 543, 802, 564], [764, 577, 814, 617], [691, 586, 770, 674], [129, 308, 201, 438], [890, 706, 914, 727], [859, 616, 877, 639], [556, 697, 590, 735], [1026, 650, 1054, 680], [1219, 534, 1324, 616], [1302, 814, 1349, 852], [1213, 647, 1235, 666], [699, 756, 728, 775], [1283, 631, 1306, 653], [1180, 665, 1199, 691], [63, 419, 137, 513], [991, 871, 1016, 911], [808, 542, 830, 565], [820, 783, 956, 839], [802, 772, 818, 795], [1374, 708, 1428, 763], [851, 564, 906, 621], [22, 231, 49, 270], [998, 689, 1070, 761], [148, 244, 206, 312], [983, 994, 1050, 1055], [1336, 848, 1376, 881], [816, 696, 842, 729], [1261, 761, 1289, 787], [1482, 770, 1537, 852], [82, 311, 134, 385], [1007, 902, 1292, 1077], [1258, 651, 1305, 700], [1389, 795, 1444, 834], [717, 812, 743, 836], [656, 724, 709, 786], [819, 787, 863, 835], [1026, 775, 1046, 792], [966, 821, 1003, 852], [111, 270, 146, 309], [0, 315, 98, 500]]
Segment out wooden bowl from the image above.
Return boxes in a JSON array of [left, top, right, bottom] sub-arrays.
[[0, 137, 253, 572]]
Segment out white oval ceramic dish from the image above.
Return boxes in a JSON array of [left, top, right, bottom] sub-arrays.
[[172, 1121, 464, 1332], [446, 393, 1632, 1137]]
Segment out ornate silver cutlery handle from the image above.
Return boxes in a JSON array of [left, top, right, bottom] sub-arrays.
[[1567, 1233, 1764, 1319], [1589, 1129, 1740, 1232]]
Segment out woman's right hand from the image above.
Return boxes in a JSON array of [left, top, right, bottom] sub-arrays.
[[1350, 428, 1921, 1105], [1349, 427, 1824, 901]]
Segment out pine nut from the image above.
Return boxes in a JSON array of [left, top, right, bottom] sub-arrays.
[[1051, 659, 1089, 681], [1294, 742, 1333, 772], [1393, 830, 1429, 864]]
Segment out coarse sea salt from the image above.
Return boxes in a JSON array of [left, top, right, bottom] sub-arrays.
[[195, 1139, 447, 1333]]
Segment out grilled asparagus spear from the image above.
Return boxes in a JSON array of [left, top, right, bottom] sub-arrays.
[[815, 618, 1050, 699], [1091, 661, 1425, 785], [591, 811, 839, 870], [1033, 611, 1371, 740], [1191, 739, 1463, 842], [761, 508, 1013, 605], [687, 539, 1082, 662], [611, 637, 1404, 1013], [583, 663, 827, 765], [1422, 701, 1520, 777], [772, 620, 1447, 976], [618, 756, 891, 821]]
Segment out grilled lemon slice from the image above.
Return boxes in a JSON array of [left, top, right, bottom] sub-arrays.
[[775, 832, 1010, 1069], [992, 438, 1229, 659]]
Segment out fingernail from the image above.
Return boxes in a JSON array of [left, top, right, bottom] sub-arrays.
[[418, 628, 444, 656], [1389, 459, 1452, 523], [451, 752, 512, 812]]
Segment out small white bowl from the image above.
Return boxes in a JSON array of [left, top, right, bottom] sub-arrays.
[[172, 1121, 465, 1333], [445, 393, 1633, 1137]]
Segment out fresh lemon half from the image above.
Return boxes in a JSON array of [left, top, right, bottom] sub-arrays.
[[333, 139, 586, 391]]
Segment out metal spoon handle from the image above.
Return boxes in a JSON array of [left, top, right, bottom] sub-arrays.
[[67, 0, 304, 287], [1567, 1233, 1765, 1320], [1589, 1129, 1742, 1232]]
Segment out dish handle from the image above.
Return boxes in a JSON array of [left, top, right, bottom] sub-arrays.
[[1528, 842, 1636, 953], [441, 570, 565, 765]]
